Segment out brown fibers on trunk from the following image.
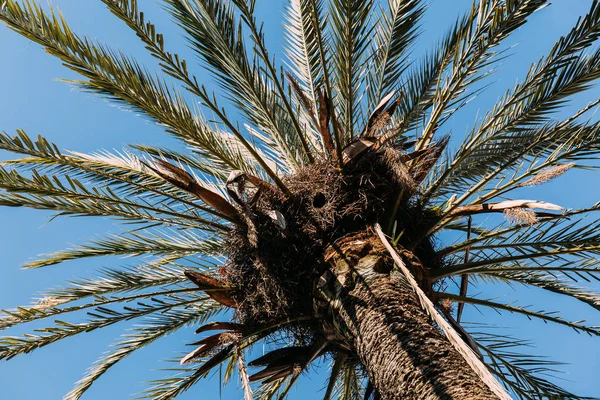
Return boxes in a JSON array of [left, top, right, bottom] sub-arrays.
[[224, 149, 440, 326]]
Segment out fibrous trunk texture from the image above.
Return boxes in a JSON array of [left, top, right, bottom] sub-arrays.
[[319, 231, 499, 400]]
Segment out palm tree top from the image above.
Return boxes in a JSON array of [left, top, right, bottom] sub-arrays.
[[1, 0, 600, 399]]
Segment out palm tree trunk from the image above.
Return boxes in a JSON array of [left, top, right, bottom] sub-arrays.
[[317, 230, 499, 400]]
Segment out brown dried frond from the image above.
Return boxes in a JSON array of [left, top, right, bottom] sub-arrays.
[[317, 90, 335, 156], [148, 158, 239, 218], [367, 110, 393, 136], [504, 207, 538, 225], [411, 136, 450, 184], [520, 163, 575, 186], [195, 321, 242, 335], [286, 72, 316, 117], [363, 92, 402, 138]]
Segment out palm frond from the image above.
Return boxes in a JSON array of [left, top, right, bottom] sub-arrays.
[[479, 267, 600, 312], [163, 0, 306, 171], [142, 326, 275, 400], [329, 0, 376, 139], [23, 230, 223, 269], [284, 0, 324, 98], [232, 0, 315, 163], [439, 203, 600, 256], [424, 0, 600, 202], [322, 353, 346, 400], [254, 377, 292, 400], [0, 294, 203, 360], [328, 359, 362, 400], [472, 331, 589, 400], [426, 50, 600, 203], [438, 293, 600, 336], [0, 130, 230, 222], [0, 257, 218, 331], [100, 0, 286, 185], [128, 145, 227, 182], [0, 0, 267, 178], [366, 0, 425, 109], [416, 0, 548, 151], [0, 164, 229, 231], [0, 286, 197, 333], [423, 119, 600, 238], [66, 301, 222, 399], [283, 0, 327, 151], [398, 11, 476, 134], [435, 212, 600, 278], [143, 363, 223, 400]]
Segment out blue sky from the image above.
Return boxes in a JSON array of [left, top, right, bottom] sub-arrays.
[[0, 0, 599, 398]]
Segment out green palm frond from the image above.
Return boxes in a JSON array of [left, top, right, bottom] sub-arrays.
[[23, 230, 223, 269], [423, 0, 600, 203], [329, 0, 376, 139], [478, 267, 600, 312], [129, 145, 228, 182], [397, 11, 476, 134], [322, 353, 346, 400], [440, 203, 600, 256], [0, 257, 219, 331], [366, 0, 425, 109], [0, 131, 228, 220], [100, 0, 286, 184], [472, 331, 588, 400], [335, 360, 363, 400], [0, 166, 227, 231], [232, 0, 316, 163], [44, 258, 205, 302], [66, 301, 222, 400], [283, 0, 326, 151], [0, 1, 264, 177], [423, 121, 600, 237], [425, 33, 600, 203], [141, 325, 277, 400], [0, 286, 197, 332], [0, 293, 203, 360], [253, 377, 292, 400], [142, 363, 217, 400], [284, 0, 324, 101], [435, 213, 600, 278], [438, 293, 600, 336], [163, 0, 307, 171], [416, 0, 548, 151]]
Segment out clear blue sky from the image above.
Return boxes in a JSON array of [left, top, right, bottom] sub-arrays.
[[0, 0, 599, 398]]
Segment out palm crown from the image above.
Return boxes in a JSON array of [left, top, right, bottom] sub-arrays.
[[1, 0, 600, 399]]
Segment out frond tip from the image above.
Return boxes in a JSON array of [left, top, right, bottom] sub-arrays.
[[146, 158, 239, 220]]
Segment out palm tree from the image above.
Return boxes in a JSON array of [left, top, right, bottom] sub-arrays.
[[1, 0, 600, 398]]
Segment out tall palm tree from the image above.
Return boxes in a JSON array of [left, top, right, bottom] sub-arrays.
[[1, 0, 600, 398]]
